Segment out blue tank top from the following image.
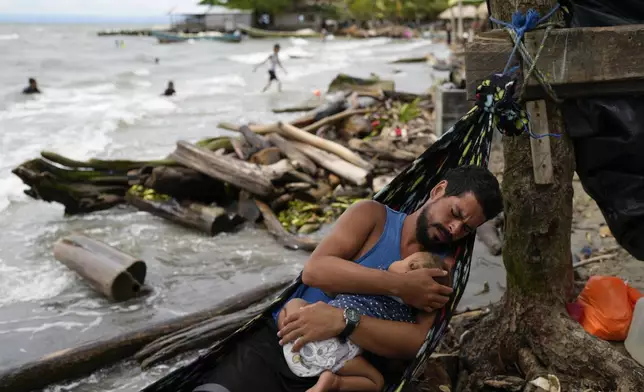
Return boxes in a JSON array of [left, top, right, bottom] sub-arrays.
[[272, 206, 407, 321]]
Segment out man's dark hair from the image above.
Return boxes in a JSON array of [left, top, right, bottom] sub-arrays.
[[274, 44, 280, 50], [442, 165, 502, 220]]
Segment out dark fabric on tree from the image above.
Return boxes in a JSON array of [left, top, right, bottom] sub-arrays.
[[561, 0, 644, 260]]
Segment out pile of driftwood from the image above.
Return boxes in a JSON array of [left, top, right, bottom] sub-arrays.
[[12, 74, 437, 250]]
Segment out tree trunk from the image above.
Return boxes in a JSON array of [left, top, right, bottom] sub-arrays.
[[456, 1, 644, 391]]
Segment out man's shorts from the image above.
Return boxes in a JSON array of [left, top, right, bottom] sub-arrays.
[[283, 337, 362, 377], [192, 318, 317, 392], [268, 70, 278, 81]]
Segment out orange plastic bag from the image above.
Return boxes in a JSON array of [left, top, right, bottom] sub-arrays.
[[576, 276, 644, 341]]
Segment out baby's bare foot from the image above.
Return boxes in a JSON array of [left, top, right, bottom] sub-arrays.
[[306, 371, 337, 392]]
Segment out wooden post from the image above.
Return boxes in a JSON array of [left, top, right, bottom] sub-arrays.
[[527, 101, 554, 184], [523, 33, 554, 184]]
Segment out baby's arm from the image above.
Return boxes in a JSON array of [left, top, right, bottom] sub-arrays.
[[278, 298, 310, 330]]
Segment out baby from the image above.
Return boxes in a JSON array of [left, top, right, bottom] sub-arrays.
[[277, 252, 451, 392]]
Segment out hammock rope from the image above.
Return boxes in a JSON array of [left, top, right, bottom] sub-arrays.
[[141, 7, 563, 392]]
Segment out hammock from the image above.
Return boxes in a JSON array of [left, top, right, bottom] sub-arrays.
[[140, 73, 530, 392]]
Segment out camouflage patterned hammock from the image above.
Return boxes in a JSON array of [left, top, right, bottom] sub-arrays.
[[141, 74, 530, 392]]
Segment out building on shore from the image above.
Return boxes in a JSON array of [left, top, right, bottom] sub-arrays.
[[168, 5, 252, 33]]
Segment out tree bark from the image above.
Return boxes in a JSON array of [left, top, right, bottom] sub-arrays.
[[456, 1, 644, 391]]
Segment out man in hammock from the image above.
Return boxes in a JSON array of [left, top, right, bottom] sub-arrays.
[[191, 165, 502, 392]]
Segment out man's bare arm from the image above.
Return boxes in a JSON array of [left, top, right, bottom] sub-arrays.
[[280, 303, 437, 359], [350, 311, 436, 358], [302, 200, 452, 311], [301, 200, 402, 296]]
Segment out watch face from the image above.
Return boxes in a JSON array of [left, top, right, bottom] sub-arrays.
[[346, 308, 361, 323]]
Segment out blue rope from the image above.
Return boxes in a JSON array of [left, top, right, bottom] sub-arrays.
[[489, 4, 562, 139], [489, 3, 560, 75]]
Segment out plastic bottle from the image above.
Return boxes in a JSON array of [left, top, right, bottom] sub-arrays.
[[625, 297, 644, 366]]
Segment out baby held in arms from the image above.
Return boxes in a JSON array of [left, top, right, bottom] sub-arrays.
[[277, 252, 452, 392]]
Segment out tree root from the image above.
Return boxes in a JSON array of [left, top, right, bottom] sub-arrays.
[[459, 302, 644, 392]]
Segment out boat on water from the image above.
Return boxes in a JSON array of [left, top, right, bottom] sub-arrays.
[[151, 31, 242, 44], [237, 24, 321, 39]]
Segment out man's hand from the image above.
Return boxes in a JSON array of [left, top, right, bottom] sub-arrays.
[[397, 268, 453, 312], [278, 301, 345, 352]]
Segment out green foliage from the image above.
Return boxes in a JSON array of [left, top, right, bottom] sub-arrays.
[[199, 0, 292, 15], [344, 0, 449, 21], [399, 98, 421, 123]]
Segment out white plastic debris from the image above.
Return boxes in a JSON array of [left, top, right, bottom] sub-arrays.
[[529, 374, 561, 392]]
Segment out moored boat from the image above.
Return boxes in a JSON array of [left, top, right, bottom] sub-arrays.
[[150, 31, 242, 44]]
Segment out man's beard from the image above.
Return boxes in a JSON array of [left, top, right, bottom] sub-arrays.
[[416, 206, 454, 254]]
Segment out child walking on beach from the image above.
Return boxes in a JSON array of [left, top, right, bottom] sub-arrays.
[[254, 43, 287, 92]]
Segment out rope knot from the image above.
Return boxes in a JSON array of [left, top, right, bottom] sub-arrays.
[[510, 8, 541, 35]]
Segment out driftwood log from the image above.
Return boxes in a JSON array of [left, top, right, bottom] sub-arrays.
[[347, 138, 417, 162], [301, 108, 371, 134], [266, 133, 317, 176], [132, 166, 232, 205], [137, 306, 262, 369], [0, 278, 292, 392], [53, 234, 147, 301], [290, 141, 370, 186], [278, 122, 372, 170], [272, 104, 319, 113], [255, 200, 318, 252], [170, 141, 286, 198], [12, 158, 127, 215], [125, 193, 245, 236]]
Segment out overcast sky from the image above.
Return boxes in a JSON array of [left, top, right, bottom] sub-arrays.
[[0, 0, 203, 16]]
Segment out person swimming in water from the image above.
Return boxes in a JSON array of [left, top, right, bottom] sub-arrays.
[[162, 81, 175, 96], [23, 78, 41, 94], [253, 43, 287, 92]]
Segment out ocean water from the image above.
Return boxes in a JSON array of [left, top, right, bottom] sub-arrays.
[[0, 24, 502, 391]]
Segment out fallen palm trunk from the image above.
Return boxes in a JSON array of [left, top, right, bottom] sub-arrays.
[[125, 190, 245, 236], [53, 234, 147, 301], [137, 306, 263, 369], [41, 151, 177, 171], [255, 199, 318, 251], [278, 122, 372, 170], [12, 159, 126, 215], [291, 141, 370, 186], [170, 141, 284, 198], [0, 278, 292, 392]]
